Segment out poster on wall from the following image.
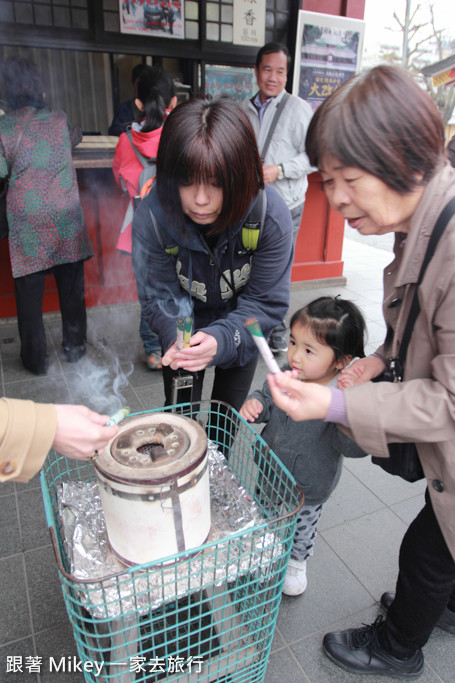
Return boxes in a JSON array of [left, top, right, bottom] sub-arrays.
[[204, 65, 257, 102], [233, 0, 265, 47], [119, 0, 184, 39], [292, 11, 364, 111]]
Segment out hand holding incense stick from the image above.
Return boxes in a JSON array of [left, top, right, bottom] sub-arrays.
[[92, 406, 131, 459], [245, 318, 282, 374]]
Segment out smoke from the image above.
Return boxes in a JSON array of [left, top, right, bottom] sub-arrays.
[[156, 293, 193, 320], [66, 350, 133, 416], [63, 309, 136, 416]]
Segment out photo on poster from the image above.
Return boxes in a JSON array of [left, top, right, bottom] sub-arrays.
[[204, 65, 258, 103], [292, 11, 364, 111], [119, 0, 184, 39]]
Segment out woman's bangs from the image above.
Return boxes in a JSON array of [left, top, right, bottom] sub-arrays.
[[178, 137, 224, 187]]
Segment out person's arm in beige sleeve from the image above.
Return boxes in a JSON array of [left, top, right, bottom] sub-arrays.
[[0, 398, 119, 483]]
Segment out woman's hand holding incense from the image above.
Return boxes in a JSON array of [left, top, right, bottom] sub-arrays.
[[267, 371, 332, 422], [162, 331, 218, 371]]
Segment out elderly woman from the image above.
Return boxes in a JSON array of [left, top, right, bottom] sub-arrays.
[[0, 57, 92, 375], [268, 65, 455, 678]]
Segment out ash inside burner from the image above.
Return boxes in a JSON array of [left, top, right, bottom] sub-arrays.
[[117, 435, 133, 450], [137, 442, 168, 461]]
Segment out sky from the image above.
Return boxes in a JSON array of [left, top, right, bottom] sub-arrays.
[[362, 0, 455, 65]]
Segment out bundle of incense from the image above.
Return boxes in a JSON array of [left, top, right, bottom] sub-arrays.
[[106, 406, 130, 426], [244, 318, 281, 374], [176, 317, 185, 350], [176, 315, 193, 350], [183, 315, 193, 347]]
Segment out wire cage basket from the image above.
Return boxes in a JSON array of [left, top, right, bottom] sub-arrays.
[[40, 400, 304, 683]]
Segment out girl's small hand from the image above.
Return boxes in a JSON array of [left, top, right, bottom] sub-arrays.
[[239, 398, 263, 422], [267, 371, 332, 421], [338, 355, 385, 388], [162, 331, 217, 372]]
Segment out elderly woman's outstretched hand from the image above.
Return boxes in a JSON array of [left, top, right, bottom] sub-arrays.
[[267, 371, 332, 422], [337, 355, 386, 389]]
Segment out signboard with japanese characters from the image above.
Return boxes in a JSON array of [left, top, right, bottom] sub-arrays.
[[233, 0, 265, 47], [292, 11, 364, 111]]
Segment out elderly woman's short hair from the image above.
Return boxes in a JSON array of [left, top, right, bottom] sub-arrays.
[[306, 65, 445, 194]]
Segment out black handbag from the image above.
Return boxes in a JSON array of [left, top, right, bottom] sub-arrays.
[[372, 197, 455, 482]]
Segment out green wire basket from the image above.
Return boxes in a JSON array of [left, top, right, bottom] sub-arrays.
[[40, 400, 304, 683]]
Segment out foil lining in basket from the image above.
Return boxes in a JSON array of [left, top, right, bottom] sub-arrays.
[[57, 441, 283, 619]]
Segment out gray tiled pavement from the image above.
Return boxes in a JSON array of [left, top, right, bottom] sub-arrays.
[[0, 234, 453, 682]]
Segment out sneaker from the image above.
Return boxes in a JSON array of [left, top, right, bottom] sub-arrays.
[[283, 559, 307, 596], [323, 615, 424, 678], [142, 353, 163, 370], [381, 591, 455, 635], [268, 333, 288, 354]]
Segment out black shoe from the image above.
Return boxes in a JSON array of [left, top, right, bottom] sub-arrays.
[[381, 591, 455, 635], [21, 354, 49, 376], [63, 344, 86, 363], [268, 333, 288, 354], [323, 615, 424, 678]]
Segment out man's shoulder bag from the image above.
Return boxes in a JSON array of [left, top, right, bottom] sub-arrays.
[[372, 196, 455, 482]]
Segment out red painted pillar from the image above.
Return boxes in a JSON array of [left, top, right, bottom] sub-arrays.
[[291, 0, 365, 283]]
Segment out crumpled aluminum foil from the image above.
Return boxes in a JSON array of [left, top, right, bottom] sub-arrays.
[[57, 441, 283, 619]]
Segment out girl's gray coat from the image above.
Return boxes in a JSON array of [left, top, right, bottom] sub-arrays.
[[249, 368, 366, 506]]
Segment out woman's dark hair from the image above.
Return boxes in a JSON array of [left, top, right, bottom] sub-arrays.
[[306, 65, 445, 194], [131, 62, 147, 85], [290, 296, 366, 362], [1, 57, 45, 110], [156, 95, 264, 234], [136, 66, 175, 133]]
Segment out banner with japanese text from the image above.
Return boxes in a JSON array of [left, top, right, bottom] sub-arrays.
[[233, 0, 265, 47], [292, 11, 364, 111]]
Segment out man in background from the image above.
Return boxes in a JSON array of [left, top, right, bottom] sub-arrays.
[[242, 41, 313, 353]]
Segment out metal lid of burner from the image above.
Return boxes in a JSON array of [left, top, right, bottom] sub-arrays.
[[94, 412, 207, 485]]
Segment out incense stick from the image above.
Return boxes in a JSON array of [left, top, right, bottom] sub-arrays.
[[106, 406, 131, 426], [244, 318, 282, 374], [176, 317, 185, 350], [176, 315, 193, 350], [183, 315, 193, 347]]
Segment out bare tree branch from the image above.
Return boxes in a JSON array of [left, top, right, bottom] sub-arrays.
[[383, 0, 455, 123]]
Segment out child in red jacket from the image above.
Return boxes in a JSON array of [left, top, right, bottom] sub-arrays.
[[112, 66, 177, 369]]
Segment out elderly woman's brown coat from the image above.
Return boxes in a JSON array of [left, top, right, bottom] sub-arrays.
[[0, 398, 56, 482], [344, 162, 455, 560]]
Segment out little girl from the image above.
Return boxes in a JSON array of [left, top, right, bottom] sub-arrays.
[[240, 296, 367, 596]]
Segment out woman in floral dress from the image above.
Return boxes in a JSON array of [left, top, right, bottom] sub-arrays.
[[0, 57, 93, 375]]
